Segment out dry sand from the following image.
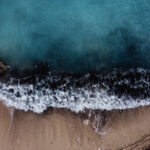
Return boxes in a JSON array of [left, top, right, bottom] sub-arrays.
[[0, 102, 150, 150]]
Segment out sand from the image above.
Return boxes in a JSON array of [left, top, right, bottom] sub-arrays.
[[0, 102, 150, 150]]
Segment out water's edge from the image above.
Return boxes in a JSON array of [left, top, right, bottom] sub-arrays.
[[0, 67, 150, 113]]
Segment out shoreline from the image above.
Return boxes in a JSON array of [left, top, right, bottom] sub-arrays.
[[0, 102, 150, 149]]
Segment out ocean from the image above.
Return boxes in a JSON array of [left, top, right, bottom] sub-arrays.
[[0, 0, 150, 113]]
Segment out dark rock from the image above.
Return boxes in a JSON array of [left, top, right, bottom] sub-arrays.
[[0, 61, 7, 75]]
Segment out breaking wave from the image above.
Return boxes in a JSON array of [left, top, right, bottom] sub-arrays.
[[0, 68, 150, 113]]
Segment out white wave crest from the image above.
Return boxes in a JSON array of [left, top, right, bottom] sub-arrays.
[[0, 75, 150, 113]]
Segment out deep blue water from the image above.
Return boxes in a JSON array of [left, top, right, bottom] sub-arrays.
[[0, 0, 150, 72]]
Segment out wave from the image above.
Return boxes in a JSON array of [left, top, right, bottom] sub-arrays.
[[0, 68, 150, 113]]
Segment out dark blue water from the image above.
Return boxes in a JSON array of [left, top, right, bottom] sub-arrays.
[[0, 0, 150, 72]]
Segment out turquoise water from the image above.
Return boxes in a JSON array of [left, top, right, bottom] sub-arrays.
[[0, 0, 150, 72]]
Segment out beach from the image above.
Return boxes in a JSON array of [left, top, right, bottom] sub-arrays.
[[0, 0, 150, 149], [0, 102, 150, 150]]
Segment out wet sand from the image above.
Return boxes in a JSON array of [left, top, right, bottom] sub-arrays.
[[0, 102, 150, 150]]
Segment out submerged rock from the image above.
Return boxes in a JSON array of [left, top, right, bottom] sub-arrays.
[[0, 61, 7, 75]]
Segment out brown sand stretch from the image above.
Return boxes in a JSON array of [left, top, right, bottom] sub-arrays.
[[0, 102, 150, 150]]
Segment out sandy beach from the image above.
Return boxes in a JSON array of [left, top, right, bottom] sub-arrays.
[[0, 102, 149, 150], [0, 0, 150, 149]]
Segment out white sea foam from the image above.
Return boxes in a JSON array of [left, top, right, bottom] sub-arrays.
[[0, 72, 150, 113]]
